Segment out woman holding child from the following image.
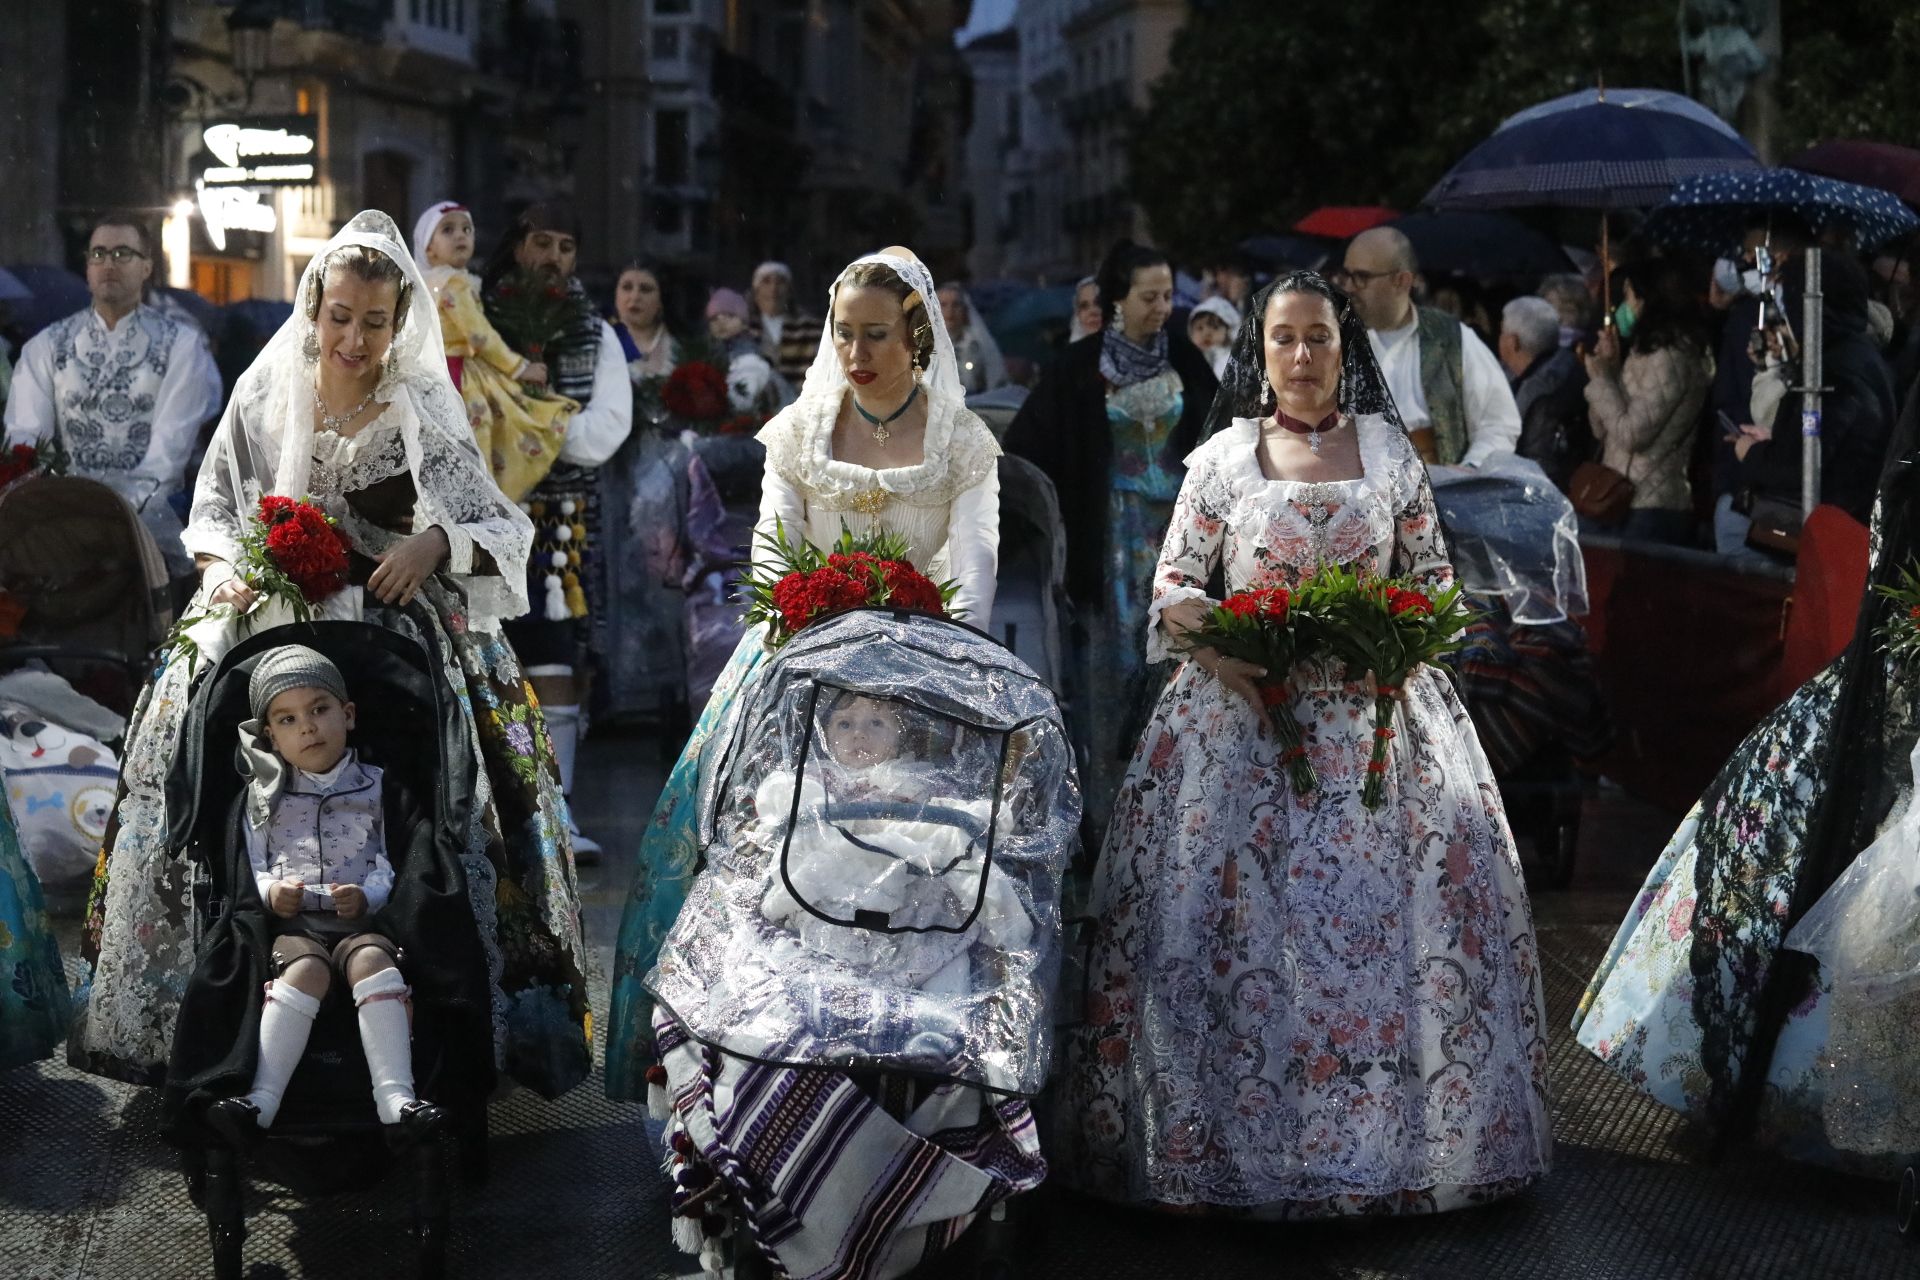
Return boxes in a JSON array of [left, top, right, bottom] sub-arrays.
[[72, 212, 591, 1100]]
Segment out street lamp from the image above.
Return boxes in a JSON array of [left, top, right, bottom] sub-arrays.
[[226, 1, 276, 100]]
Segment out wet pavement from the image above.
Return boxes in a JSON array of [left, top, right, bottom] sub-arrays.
[[2, 729, 1915, 1279]]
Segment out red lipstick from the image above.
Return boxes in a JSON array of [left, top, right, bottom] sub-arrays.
[[849, 370, 877, 385]]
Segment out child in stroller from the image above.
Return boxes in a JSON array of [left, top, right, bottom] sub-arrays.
[[644, 609, 1080, 1279], [162, 623, 492, 1280], [200, 644, 444, 1148]]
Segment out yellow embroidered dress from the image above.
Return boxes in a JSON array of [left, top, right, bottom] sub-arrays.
[[427, 265, 577, 501]]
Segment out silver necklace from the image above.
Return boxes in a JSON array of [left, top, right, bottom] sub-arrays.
[[313, 383, 377, 433]]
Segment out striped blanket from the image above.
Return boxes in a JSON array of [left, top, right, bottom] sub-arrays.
[[655, 1014, 1045, 1279]]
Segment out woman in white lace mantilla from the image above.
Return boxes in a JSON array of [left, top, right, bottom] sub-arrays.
[[72, 213, 592, 1099], [605, 247, 1002, 1097], [1056, 272, 1551, 1217]]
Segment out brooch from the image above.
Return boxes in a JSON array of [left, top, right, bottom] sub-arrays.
[[850, 488, 890, 517]]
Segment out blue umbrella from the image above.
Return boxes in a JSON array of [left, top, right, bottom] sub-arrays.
[[1387, 212, 1572, 280], [2, 264, 90, 338], [1423, 86, 1759, 211], [1642, 168, 1920, 256], [0, 267, 30, 304]]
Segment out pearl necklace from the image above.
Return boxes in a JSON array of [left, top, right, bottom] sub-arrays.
[[313, 383, 378, 434]]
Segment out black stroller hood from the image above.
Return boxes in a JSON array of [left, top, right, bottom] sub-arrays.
[[166, 621, 474, 865]]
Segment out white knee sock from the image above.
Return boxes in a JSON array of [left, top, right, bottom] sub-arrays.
[[353, 968, 417, 1124], [246, 978, 323, 1127]]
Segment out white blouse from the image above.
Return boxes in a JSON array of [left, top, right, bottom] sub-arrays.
[[756, 390, 1002, 624]]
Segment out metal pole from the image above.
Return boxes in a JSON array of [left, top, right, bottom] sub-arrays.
[[1801, 246, 1824, 520]]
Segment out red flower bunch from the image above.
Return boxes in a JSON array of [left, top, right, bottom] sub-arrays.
[[1192, 585, 1315, 795], [0, 444, 38, 488], [744, 521, 960, 647], [662, 361, 731, 423], [770, 565, 871, 632], [1222, 587, 1291, 624], [1387, 587, 1433, 618], [256, 495, 352, 604]]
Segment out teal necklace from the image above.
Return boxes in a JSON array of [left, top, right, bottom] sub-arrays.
[[852, 383, 920, 445]]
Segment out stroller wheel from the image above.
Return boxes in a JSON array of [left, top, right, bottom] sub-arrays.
[[1898, 1165, 1918, 1235]]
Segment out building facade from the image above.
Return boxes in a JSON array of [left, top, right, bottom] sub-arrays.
[[992, 0, 1186, 283], [959, 26, 1018, 282]]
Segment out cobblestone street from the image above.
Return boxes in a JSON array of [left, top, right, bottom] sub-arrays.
[[3, 734, 1914, 1280]]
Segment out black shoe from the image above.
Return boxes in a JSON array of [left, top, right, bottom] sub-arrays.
[[385, 1099, 449, 1148], [203, 1097, 263, 1151]]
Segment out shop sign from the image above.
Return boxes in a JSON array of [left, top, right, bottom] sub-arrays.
[[197, 183, 277, 253], [196, 116, 319, 187]]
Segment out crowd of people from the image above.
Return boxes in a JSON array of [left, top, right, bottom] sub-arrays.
[[0, 187, 1916, 1280]]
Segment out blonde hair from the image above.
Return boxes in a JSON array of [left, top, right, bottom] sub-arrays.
[[838, 262, 936, 367]]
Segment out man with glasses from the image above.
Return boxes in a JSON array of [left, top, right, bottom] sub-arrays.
[[1338, 227, 1519, 468], [4, 213, 221, 577]]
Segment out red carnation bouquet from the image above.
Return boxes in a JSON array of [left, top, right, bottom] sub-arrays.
[[1313, 565, 1473, 810], [741, 520, 957, 647], [170, 495, 354, 667], [1186, 586, 1320, 795]]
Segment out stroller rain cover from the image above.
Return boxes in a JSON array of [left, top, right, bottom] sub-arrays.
[[646, 609, 1080, 1097]]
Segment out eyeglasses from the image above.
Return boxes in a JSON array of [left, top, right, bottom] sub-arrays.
[[86, 246, 148, 266], [1337, 267, 1396, 288]]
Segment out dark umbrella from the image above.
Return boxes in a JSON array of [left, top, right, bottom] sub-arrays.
[[1787, 140, 1920, 210], [1422, 86, 1759, 211], [1387, 211, 1573, 280], [155, 287, 220, 333], [1294, 206, 1399, 239], [1642, 168, 1920, 256], [982, 285, 1077, 362], [2, 265, 90, 338], [1238, 234, 1334, 272]]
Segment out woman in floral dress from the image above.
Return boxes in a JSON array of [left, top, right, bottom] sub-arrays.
[[1574, 377, 1920, 1169], [1057, 272, 1552, 1216], [1005, 241, 1217, 833], [71, 213, 590, 1099]]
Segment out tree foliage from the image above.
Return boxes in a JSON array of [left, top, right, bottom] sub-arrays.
[[1131, 0, 1684, 264], [1777, 0, 1920, 154]]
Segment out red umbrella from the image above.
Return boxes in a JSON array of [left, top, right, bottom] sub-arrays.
[[1788, 141, 1920, 210], [1292, 206, 1400, 239]]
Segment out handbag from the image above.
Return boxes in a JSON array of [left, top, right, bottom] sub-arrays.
[[1744, 493, 1803, 556], [1569, 460, 1634, 525]]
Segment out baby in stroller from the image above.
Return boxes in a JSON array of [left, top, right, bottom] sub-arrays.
[[755, 689, 1035, 1074], [200, 644, 442, 1147], [643, 609, 1079, 1279]]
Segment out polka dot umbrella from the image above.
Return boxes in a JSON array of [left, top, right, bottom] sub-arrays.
[[1641, 168, 1920, 256]]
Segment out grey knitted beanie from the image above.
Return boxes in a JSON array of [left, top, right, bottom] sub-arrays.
[[248, 645, 349, 720]]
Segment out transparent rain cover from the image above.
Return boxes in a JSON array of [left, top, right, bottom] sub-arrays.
[[647, 609, 1081, 1096]]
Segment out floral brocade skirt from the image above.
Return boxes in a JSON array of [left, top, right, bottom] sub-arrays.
[[1057, 658, 1552, 1215], [71, 577, 592, 1098], [1, 795, 68, 1072], [1572, 659, 1918, 1173], [605, 628, 767, 1099]]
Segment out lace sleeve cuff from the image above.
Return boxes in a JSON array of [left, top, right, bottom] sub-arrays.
[[1146, 586, 1212, 666], [438, 522, 475, 575]]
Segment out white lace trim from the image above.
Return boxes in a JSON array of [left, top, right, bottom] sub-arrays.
[[759, 392, 1001, 515]]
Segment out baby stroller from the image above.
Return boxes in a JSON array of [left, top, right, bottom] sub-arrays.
[[161, 621, 494, 1280], [645, 607, 1081, 1279], [1432, 457, 1607, 890], [0, 472, 172, 717], [988, 455, 1071, 695]]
